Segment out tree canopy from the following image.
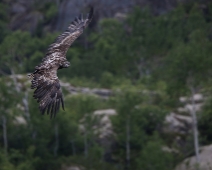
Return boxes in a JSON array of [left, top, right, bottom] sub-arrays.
[[1, 1, 212, 170]]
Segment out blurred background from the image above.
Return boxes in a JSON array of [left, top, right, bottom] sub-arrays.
[[0, 0, 212, 170]]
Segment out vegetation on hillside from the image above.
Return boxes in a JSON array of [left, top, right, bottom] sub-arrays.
[[0, 1, 212, 170]]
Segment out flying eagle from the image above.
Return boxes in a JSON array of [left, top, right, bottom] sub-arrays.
[[28, 7, 94, 118]]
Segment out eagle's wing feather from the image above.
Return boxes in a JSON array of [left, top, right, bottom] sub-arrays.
[[31, 69, 64, 118], [28, 7, 94, 118], [45, 7, 93, 57]]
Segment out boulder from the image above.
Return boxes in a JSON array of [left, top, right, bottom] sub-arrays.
[[93, 109, 117, 139], [13, 116, 27, 125], [60, 81, 112, 99], [79, 109, 117, 139], [179, 94, 203, 103], [61, 165, 84, 170], [175, 144, 212, 170], [164, 112, 192, 134]]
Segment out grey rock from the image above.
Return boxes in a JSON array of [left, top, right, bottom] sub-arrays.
[[175, 144, 212, 170], [164, 112, 192, 134]]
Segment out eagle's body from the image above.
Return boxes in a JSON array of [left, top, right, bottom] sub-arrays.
[[28, 8, 93, 118]]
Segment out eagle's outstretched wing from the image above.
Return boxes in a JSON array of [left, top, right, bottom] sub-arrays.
[[31, 69, 64, 118], [46, 7, 94, 57], [28, 7, 94, 118], [35, 7, 93, 70]]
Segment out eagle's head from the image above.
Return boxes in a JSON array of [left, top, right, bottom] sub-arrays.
[[63, 61, 70, 68], [59, 61, 70, 69]]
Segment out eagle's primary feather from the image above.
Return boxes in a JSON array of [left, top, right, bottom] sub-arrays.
[[28, 7, 94, 118]]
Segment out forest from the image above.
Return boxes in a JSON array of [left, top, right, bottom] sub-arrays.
[[1, 0, 212, 170]]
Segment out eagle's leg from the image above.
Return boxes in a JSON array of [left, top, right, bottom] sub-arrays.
[[59, 60, 70, 69]]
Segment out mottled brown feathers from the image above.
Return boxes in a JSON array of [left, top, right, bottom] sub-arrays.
[[46, 7, 93, 56], [33, 76, 64, 118], [28, 7, 93, 118]]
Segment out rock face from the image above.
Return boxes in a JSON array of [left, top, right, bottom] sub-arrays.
[[13, 116, 27, 125], [10, 75, 113, 99], [93, 109, 117, 139], [163, 93, 208, 170], [79, 109, 117, 140], [79, 109, 117, 162], [95, 109, 116, 162], [164, 93, 204, 135], [54, 0, 185, 30], [6, 0, 191, 32], [175, 144, 212, 170], [9, 1, 44, 32], [61, 165, 84, 170], [164, 112, 192, 134], [55, 0, 133, 30], [61, 82, 112, 99]]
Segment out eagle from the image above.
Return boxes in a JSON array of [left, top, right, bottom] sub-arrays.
[[28, 7, 94, 118]]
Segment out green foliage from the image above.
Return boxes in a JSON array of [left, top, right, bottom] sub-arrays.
[[164, 28, 212, 95], [0, 2, 8, 42], [0, 30, 59, 74], [0, 151, 15, 170], [43, 3, 58, 24], [136, 134, 174, 170], [30, 1, 58, 36], [1, 1, 212, 170], [111, 89, 168, 169], [0, 78, 17, 112], [100, 72, 114, 88], [199, 97, 212, 145], [0, 31, 39, 74]]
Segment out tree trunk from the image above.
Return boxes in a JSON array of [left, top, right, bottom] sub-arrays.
[[71, 139, 76, 155], [126, 114, 130, 169], [10, 69, 30, 121], [22, 91, 30, 121], [10, 68, 20, 92], [2, 115, 8, 155], [54, 123, 59, 157], [190, 86, 200, 163], [84, 130, 88, 157]]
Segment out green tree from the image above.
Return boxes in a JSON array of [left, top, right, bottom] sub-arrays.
[[198, 97, 212, 145], [162, 5, 212, 163], [111, 87, 167, 169], [0, 78, 18, 155], [0, 2, 9, 42], [0, 31, 35, 75], [0, 149, 15, 170], [136, 134, 174, 170]]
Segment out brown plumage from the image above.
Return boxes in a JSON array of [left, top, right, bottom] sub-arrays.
[[28, 7, 94, 118]]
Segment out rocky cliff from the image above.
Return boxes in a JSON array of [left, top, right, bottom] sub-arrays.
[[5, 0, 199, 32]]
